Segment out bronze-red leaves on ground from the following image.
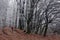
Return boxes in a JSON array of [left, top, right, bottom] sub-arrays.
[[0, 27, 60, 40]]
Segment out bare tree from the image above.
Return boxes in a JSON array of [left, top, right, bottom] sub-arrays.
[[42, 0, 60, 36]]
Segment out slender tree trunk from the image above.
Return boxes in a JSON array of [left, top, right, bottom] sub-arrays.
[[43, 23, 48, 36], [26, 21, 31, 33], [43, 9, 48, 36]]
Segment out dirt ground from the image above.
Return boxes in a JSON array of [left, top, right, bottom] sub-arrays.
[[0, 27, 60, 40]]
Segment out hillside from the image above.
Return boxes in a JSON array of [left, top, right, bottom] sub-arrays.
[[0, 27, 60, 40]]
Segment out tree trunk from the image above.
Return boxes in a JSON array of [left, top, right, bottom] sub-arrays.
[[43, 9, 48, 36], [43, 23, 48, 36]]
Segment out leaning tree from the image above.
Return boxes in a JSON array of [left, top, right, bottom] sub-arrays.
[[41, 0, 60, 36]]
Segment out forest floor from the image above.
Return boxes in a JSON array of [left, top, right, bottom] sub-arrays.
[[0, 27, 60, 40]]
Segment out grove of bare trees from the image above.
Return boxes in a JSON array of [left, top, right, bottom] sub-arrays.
[[17, 0, 60, 36]]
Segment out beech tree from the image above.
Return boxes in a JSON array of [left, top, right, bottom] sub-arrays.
[[42, 0, 60, 36]]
